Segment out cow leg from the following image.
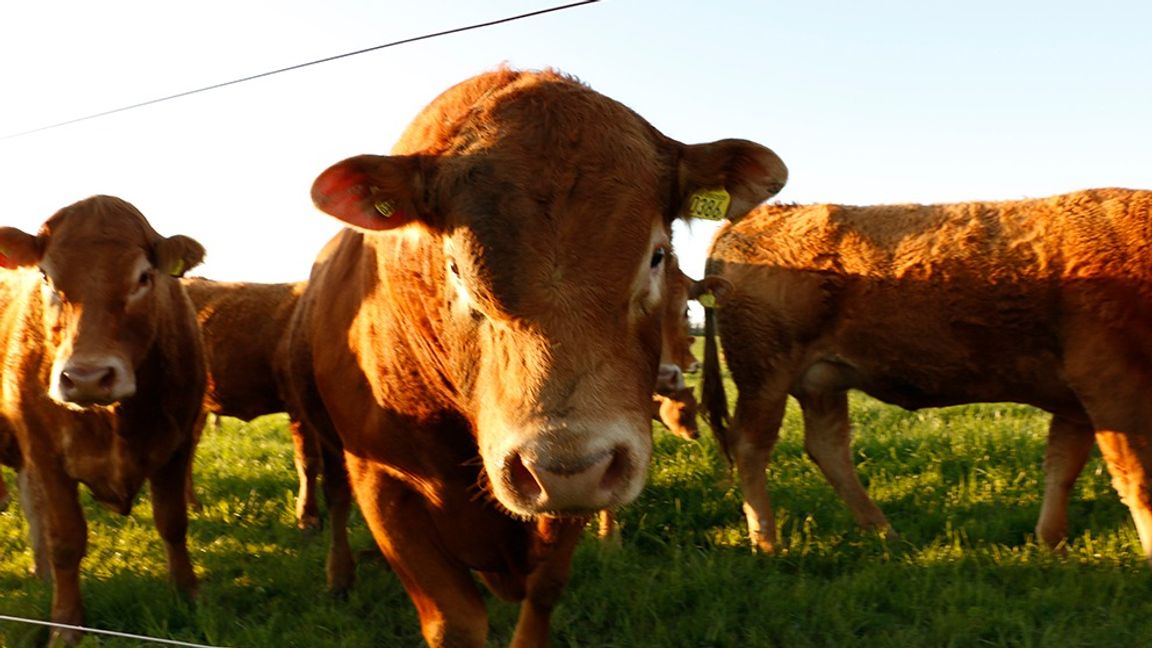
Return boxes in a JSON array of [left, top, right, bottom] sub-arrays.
[[595, 509, 617, 543], [731, 391, 788, 553], [149, 446, 198, 597], [290, 417, 322, 531], [1035, 413, 1095, 550], [1093, 428, 1152, 563], [184, 410, 208, 512], [797, 389, 893, 537], [347, 458, 488, 647], [17, 467, 50, 580], [26, 465, 87, 645], [322, 443, 355, 593], [507, 516, 587, 648]]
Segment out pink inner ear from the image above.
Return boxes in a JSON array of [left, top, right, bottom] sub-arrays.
[[311, 162, 408, 231]]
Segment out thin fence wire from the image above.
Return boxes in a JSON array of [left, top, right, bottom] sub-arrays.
[[0, 613, 225, 647], [1, 0, 600, 140]]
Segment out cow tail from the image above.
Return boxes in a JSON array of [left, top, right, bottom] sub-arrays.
[[701, 303, 733, 465]]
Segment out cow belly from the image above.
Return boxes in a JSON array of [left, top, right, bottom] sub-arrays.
[[799, 347, 1075, 413]]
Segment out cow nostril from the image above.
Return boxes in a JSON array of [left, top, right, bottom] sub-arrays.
[[507, 453, 542, 500], [97, 368, 116, 390], [599, 446, 631, 493]]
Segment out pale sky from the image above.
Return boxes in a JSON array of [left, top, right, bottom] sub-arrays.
[[2, 1, 1149, 310]]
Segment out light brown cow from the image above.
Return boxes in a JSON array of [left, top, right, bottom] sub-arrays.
[[701, 188, 1152, 562], [281, 67, 787, 647], [0, 195, 206, 645], [181, 278, 321, 528]]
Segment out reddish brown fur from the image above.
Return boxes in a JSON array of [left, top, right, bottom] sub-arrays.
[[182, 278, 321, 528], [701, 188, 1152, 560], [0, 196, 206, 644], [281, 67, 786, 646]]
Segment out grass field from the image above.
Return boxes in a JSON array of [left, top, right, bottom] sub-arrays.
[[3, 358, 1152, 647]]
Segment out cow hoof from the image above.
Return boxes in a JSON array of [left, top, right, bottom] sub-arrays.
[[751, 536, 779, 555], [47, 626, 83, 647], [296, 514, 323, 533]]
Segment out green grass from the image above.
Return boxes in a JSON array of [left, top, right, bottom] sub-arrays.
[[3, 361, 1152, 647]]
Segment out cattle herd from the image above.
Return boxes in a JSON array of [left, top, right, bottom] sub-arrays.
[[0, 66, 1149, 647]]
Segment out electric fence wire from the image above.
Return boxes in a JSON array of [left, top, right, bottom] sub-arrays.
[[1, 0, 600, 140], [0, 614, 227, 648]]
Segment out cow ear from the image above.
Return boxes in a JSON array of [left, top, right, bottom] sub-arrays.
[[0, 227, 42, 269], [154, 234, 205, 277], [311, 154, 429, 231], [690, 275, 733, 309], [677, 139, 788, 223]]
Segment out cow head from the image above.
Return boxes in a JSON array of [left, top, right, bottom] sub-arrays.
[[311, 69, 786, 517], [0, 196, 204, 409]]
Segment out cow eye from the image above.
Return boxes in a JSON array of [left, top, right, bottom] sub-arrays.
[[649, 247, 666, 268], [130, 269, 154, 298], [448, 258, 461, 278]]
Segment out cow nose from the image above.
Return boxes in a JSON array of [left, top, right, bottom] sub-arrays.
[[58, 362, 127, 405], [506, 445, 631, 513], [654, 363, 685, 395]]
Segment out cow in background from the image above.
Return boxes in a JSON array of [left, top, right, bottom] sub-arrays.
[[598, 256, 713, 541], [0, 195, 206, 645], [281, 66, 787, 646], [181, 278, 321, 528], [652, 253, 705, 442], [701, 188, 1152, 563]]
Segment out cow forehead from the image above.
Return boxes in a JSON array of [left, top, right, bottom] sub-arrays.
[[42, 242, 150, 295], [39, 197, 157, 289]]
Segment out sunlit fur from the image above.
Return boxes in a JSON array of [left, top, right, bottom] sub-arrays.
[[702, 188, 1152, 561]]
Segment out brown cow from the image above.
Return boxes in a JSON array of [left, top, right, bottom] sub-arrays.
[[701, 188, 1152, 562], [0, 195, 206, 645], [280, 67, 787, 647], [181, 278, 321, 528], [599, 257, 706, 541], [652, 253, 704, 441]]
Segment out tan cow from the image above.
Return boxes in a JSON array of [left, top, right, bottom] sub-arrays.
[[0, 195, 206, 645], [701, 188, 1152, 562], [181, 278, 321, 528], [281, 66, 787, 647]]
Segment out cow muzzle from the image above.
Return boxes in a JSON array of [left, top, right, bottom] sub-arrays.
[[486, 422, 651, 518], [654, 363, 686, 396], [50, 355, 135, 407]]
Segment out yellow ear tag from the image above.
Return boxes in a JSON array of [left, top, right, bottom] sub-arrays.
[[169, 258, 186, 277], [687, 187, 731, 220], [696, 292, 717, 309], [374, 200, 397, 218]]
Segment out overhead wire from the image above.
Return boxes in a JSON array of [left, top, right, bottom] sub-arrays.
[[0, 0, 599, 140]]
